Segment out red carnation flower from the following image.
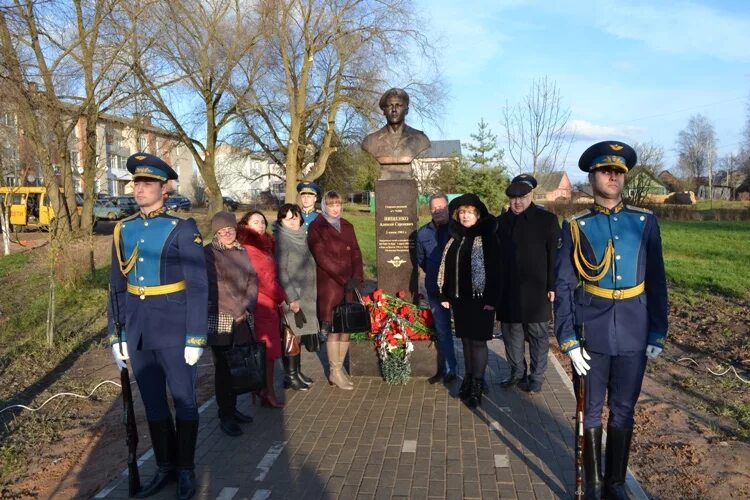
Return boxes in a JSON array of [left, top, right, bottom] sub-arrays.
[[397, 290, 407, 298]]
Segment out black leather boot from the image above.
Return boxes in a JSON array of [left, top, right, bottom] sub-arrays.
[[464, 378, 484, 408], [136, 419, 177, 498], [457, 374, 472, 400], [176, 419, 199, 500], [284, 354, 309, 391], [584, 427, 603, 500], [295, 354, 313, 386], [604, 426, 633, 500]]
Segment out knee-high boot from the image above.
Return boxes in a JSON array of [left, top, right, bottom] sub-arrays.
[[339, 340, 354, 386], [327, 340, 353, 390], [259, 359, 284, 407], [297, 357, 313, 385], [584, 427, 603, 500], [136, 419, 177, 498], [284, 354, 309, 391], [175, 419, 198, 500], [604, 426, 633, 500]]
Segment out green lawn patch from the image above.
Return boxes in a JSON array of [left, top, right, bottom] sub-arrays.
[[660, 220, 750, 298]]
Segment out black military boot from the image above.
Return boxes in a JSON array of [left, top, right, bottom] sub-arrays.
[[136, 419, 176, 498], [176, 419, 199, 500], [584, 427, 603, 500], [464, 378, 484, 408], [604, 426, 633, 500], [284, 354, 309, 391], [297, 356, 314, 386]]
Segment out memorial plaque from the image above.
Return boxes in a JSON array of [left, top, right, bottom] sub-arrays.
[[375, 179, 418, 296]]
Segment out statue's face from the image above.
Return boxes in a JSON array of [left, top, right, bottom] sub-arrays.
[[383, 95, 408, 125]]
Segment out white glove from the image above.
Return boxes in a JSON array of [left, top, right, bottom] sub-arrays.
[[112, 342, 129, 370], [568, 347, 591, 376], [646, 345, 663, 360], [184, 346, 204, 366]]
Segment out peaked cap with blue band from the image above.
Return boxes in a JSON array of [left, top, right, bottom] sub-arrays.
[[126, 152, 178, 181], [506, 173, 538, 197], [296, 181, 321, 196], [578, 141, 637, 173]]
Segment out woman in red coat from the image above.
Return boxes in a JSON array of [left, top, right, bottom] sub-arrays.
[[238, 210, 286, 408], [308, 191, 364, 390]]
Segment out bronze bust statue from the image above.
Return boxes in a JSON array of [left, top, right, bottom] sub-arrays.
[[362, 88, 431, 180]]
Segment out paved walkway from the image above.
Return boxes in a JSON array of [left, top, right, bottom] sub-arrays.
[[95, 337, 645, 499]]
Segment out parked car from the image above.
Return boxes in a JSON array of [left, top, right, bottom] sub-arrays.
[[94, 199, 124, 220], [222, 196, 239, 211], [165, 195, 192, 212], [110, 196, 139, 216]]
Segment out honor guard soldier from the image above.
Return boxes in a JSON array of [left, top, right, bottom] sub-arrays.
[[554, 141, 668, 500], [108, 153, 208, 500], [297, 181, 321, 230]]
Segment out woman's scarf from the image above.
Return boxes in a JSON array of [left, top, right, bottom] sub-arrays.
[[437, 224, 486, 299], [321, 203, 342, 232], [272, 219, 307, 247], [211, 238, 242, 251]]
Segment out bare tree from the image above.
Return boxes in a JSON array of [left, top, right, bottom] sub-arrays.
[[676, 113, 717, 193], [502, 76, 573, 176], [126, 0, 264, 214], [0, 0, 135, 239], [624, 141, 666, 206], [235, 0, 444, 202]]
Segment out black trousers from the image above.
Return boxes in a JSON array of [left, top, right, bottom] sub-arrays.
[[501, 322, 549, 389], [211, 345, 237, 420]]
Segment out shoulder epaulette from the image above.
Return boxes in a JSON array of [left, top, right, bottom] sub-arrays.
[[118, 213, 140, 226], [625, 205, 652, 214], [165, 209, 188, 220], [568, 209, 591, 222]]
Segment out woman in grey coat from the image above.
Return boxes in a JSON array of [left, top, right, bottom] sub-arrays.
[[273, 203, 320, 390]]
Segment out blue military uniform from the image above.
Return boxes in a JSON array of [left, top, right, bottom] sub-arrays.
[[554, 141, 668, 499], [297, 181, 320, 231], [108, 153, 207, 499]]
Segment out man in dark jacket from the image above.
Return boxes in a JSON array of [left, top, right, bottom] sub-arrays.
[[496, 174, 560, 394]]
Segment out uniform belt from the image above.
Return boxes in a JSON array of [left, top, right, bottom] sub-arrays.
[[127, 281, 186, 299], [583, 282, 645, 300]]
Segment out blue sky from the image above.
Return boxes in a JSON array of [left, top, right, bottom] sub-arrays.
[[411, 0, 750, 184]]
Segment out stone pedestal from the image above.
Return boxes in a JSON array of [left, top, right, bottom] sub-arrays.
[[375, 179, 418, 296], [349, 340, 437, 378]]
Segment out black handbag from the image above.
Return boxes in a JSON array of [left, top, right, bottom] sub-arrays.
[[224, 319, 266, 394], [331, 289, 370, 333]]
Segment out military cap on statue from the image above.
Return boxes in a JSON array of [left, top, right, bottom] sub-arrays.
[[505, 173, 538, 197], [578, 141, 637, 173], [296, 181, 321, 197], [126, 152, 179, 181]]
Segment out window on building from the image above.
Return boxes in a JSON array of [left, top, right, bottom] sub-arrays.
[[139, 136, 147, 152], [70, 150, 80, 167]]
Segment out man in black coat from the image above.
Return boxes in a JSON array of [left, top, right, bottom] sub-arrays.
[[496, 174, 560, 393]]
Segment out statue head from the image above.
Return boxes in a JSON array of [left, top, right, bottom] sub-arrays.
[[379, 88, 410, 126]]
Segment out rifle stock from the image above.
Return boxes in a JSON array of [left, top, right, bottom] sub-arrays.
[[575, 374, 585, 500], [121, 366, 141, 496]]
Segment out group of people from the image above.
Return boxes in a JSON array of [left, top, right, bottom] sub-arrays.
[[107, 154, 363, 499], [417, 140, 668, 500], [109, 138, 668, 500]]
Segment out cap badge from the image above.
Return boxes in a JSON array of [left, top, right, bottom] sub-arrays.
[[609, 144, 624, 151], [135, 155, 146, 160]]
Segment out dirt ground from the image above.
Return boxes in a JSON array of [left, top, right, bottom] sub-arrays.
[[2, 230, 749, 499]]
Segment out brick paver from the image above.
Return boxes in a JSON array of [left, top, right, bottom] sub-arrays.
[[95, 336, 645, 499]]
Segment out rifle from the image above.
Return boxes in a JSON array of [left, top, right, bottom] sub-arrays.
[[121, 366, 141, 496], [110, 286, 141, 496], [574, 324, 587, 500]]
